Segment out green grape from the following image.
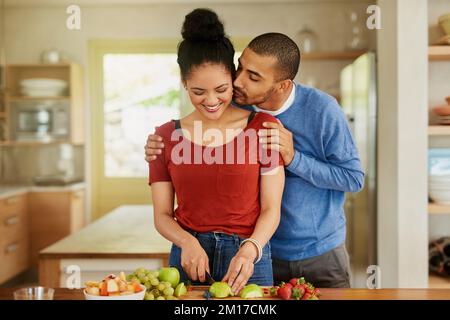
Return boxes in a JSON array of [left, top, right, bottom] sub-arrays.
[[150, 278, 159, 286], [145, 293, 155, 300], [137, 272, 146, 280], [152, 271, 159, 278], [144, 281, 152, 289], [156, 296, 165, 300], [163, 287, 174, 296], [142, 276, 149, 283], [126, 274, 134, 281], [162, 281, 172, 289], [136, 267, 146, 274], [150, 289, 160, 298], [166, 295, 178, 300], [157, 283, 166, 291]]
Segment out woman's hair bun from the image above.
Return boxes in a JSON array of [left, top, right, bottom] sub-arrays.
[[181, 8, 225, 42]]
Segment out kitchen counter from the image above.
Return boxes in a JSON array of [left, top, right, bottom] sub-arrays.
[[0, 287, 449, 300], [38, 205, 172, 288], [40, 205, 170, 259], [0, 183, 85, 199]]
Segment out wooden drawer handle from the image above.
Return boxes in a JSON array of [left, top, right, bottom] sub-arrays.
[[4, 215, 19, 226], [5, 196, 19, 205], [5, 242, 19, 254]]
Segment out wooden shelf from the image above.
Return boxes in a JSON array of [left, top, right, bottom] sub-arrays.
[[0, 140, 82, 147], [429, 274, 450, 288], [428, 125, 450, 135], [429, 46, 450, 61], [428, 203, 450, 214], [7, 63, 73, 68], [7, 96, 70, 101], [302, 50, 366, 60]]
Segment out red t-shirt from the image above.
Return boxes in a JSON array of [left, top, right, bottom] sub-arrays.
[[149, 112, 283, 237]]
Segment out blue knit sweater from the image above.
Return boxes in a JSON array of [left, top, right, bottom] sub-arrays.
[[242, 83, 364, 261]]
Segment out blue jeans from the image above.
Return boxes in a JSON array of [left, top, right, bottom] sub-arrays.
[[168, 230, 273, 286]]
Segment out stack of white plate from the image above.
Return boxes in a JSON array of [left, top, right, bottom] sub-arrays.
[[437, 115, 450, 125], [20, 78, 68, 97], [429, 175, 450, 204]]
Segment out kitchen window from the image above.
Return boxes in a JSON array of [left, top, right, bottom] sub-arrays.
[[103, 53, 181, 177]]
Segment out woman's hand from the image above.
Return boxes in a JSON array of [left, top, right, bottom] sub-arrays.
[[180, 237, 210, 283], [222, 242, 258, 294]]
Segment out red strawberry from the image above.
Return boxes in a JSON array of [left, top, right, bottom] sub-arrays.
[[304, 284, 312, 294], [313, 288, 321, 297], [301, 292, 312, 300], [289, 278, 299, 287], [294, 284, 305, 297], [284, 282, 293, 289], [269, 286, 279, 297], [292, 287, 304, 300], [277, 285, 292, 300]]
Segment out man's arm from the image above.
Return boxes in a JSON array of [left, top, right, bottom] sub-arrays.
[[285, 149, 364, 192], [286, 102, 364, 192], [260, 103, 364, 193]]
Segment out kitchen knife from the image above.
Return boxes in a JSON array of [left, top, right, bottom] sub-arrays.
[[205, 271, 215, 285]]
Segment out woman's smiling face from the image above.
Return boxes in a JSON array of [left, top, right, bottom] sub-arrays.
[[184, 62, 234, 121]]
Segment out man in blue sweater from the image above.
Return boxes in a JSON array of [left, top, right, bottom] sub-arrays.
[[145, 33, 364, 288]]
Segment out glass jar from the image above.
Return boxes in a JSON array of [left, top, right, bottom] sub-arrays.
[[297, 25, 319, 54], [345, 11, 368, 51]]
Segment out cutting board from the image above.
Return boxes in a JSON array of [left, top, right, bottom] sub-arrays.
[[179, 286, 279, 300]]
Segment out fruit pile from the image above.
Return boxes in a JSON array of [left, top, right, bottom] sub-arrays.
[[127, 267, 188, 300], [205, 282, 264, 299], [268, 277, 321, 300], [85, 272, 144, 297]]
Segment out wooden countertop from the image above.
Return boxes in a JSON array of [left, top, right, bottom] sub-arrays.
[[1, 287, 449, 300], [39, 205, 171, 259], [0, 183, 86, 199]]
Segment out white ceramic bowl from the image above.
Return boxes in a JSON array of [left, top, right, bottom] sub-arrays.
[[84, 284, 146, 300], [429, 189, 450, 204], [20, 78, 67, 89], [20, 87, 66, 97]]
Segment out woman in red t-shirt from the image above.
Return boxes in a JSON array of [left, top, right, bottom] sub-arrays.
[[149, 9, 285, 294]]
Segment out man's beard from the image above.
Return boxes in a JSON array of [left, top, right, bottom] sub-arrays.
[[234, 86, 276, 106]]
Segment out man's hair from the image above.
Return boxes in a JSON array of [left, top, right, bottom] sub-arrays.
[[248, 33, 300, 81]]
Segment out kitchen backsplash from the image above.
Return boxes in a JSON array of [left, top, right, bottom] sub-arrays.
[[0, 144, 84, 184]]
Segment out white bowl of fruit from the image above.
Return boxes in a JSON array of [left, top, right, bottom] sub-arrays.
[[84, 272, 146, 300]]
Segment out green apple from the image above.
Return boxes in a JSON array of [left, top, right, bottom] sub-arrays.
[[239, 284, 263, 299], [209, 282, 233, 298], [158, 267, 180, 288], [174, 282, 187, 297]]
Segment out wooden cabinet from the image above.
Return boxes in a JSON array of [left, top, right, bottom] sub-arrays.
[[29, 189, 85, 267], [0, 194, 29, 284], [0, 63, 84, 145]]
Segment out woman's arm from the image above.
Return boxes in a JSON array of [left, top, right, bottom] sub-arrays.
[[222, 166, 285, 294], [152, 181, 211, 282]]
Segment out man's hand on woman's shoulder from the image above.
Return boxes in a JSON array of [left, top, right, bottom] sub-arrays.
[[145, 133, 165, 162]]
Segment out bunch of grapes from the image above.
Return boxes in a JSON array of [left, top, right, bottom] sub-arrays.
[[127, 268, 184, 300]]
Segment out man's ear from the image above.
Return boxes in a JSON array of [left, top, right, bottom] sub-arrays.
[[278, 79, 292, 92]]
